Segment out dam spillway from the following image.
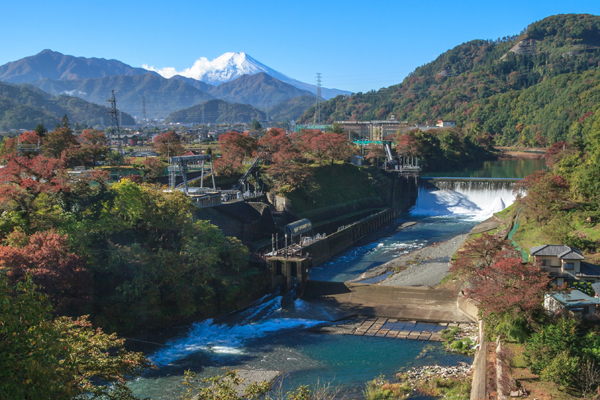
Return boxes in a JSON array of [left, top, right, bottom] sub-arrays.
[[412, 177, 521, 218]]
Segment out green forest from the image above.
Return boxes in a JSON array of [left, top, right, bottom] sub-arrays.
[[300, 14, 600, 146], [0, 81, 135, 130], [165, 99, 266, 124]]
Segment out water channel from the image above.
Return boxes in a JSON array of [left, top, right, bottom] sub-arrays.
[[129, 158, 546, 399]]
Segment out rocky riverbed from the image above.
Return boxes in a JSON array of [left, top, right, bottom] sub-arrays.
[[351, 234, 468, 287], [399, 363, 473, 384]]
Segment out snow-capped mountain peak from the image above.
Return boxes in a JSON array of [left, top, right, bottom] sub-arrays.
[[143, 52, 351, 99], [144, 52, 277, 86]]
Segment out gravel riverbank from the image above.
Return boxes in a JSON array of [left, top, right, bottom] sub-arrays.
[[351, 234, 468, 287]]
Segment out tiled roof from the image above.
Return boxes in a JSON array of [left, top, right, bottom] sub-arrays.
[[530, 245, 585, 260], [580, 263, 600, 278], [592, 283, 600, 296]]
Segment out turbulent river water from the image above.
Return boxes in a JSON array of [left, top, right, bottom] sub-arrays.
[[128, 159, 545, 399]]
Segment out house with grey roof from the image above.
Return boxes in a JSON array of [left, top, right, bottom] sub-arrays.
[[544, 289, 599, 318], [530, 244, 600, 285]]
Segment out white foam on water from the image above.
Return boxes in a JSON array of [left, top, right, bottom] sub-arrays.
[[150, 297, 327, 366], [411, 181, 516, 220], [293, 298, 310, 312]]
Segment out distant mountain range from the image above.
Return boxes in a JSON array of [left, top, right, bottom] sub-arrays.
[[29, 74, 214, 120], [0, 49, 155, 83], [0, 81, 134, 131], [144, 52, 350, 99], [0, 50, 333, 122]]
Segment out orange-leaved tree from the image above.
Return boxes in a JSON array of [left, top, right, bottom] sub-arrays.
[[0, 229, 91, 315], [153, 131, 184, 159]]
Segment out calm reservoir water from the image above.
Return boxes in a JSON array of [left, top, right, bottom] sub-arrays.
[[129, 159, 545, 399], [420, 158, 546, 178]]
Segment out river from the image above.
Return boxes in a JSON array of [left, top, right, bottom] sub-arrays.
[[128, 158, 545, 399]]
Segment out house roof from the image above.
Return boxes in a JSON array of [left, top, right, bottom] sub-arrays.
[[530, 245, 585, 260], [548, 290, 600, 306], [580, 262, 600, 278], [592, 283, 600, 297]]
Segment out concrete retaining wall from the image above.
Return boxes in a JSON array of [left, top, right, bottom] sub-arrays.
[[304, 208, 397, 266], [457, 294, 479, 323], [461, 299, 486, 400]]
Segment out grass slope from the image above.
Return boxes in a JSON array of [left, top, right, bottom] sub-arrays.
[[286, 162, 380, 215]]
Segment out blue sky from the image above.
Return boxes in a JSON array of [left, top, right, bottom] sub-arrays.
[[1, 0, 599, 93]]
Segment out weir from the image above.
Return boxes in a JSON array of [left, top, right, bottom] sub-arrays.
[[413, 177, 521, 218]]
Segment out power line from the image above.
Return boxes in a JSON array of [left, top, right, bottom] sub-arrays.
[[142, 95, 147, 127], [314, 73, 322, 125]]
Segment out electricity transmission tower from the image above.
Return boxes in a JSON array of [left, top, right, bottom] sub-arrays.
[[142, 95, 147, 128], [314, 73, 322, 125], [105, 90, 122, 156]]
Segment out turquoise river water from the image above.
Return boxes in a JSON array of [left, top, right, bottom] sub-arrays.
[[128, 159, 545, 399]]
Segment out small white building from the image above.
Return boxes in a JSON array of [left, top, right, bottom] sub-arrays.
[[436, 120, 456, 128], [544, 290, 599, 318]]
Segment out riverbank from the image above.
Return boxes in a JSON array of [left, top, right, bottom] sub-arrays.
[[350, 234, 468, 287]]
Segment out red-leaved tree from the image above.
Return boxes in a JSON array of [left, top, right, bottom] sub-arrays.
[[153, 131, 184, 158], [215, 131, 257, 176], [0, 230, 91, 314], [465, 258, 551, 327], [451, 233, 520, 278], [0, 155, 67, 220], [303, 131, 354, 165]]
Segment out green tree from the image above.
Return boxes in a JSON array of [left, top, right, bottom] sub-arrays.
[[0, 275, 152, 400], [34, 123, 47, 138], [251, 120, 262, 130]]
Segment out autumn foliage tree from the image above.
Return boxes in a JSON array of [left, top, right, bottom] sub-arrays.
[[215, 131, 257, 176], [0, 230, 91, 315], [450, 233, 520, 278], [514, 171, 573, 227], [77, 129, 109, 167], [465, 258, 552, 339], [301, 130, 355, 165], [43, 126, 79, 159], [364, 143, 386, 164], [257, 128, 312, 193], [0, 155, 66, 223], [153, 131, 184, 158]]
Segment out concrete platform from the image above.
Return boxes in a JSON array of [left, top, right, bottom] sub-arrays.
[[310, 316, 475, 343], [302, 281, 473, 323]]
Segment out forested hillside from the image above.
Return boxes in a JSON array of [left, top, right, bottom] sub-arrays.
[[0, 82, 134, 130], [299, 14, 600, 146], [165, 99, 265, 124], [29, 73, 214, 120]]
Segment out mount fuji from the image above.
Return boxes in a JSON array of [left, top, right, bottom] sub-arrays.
[[143, 52, 351, 100]]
